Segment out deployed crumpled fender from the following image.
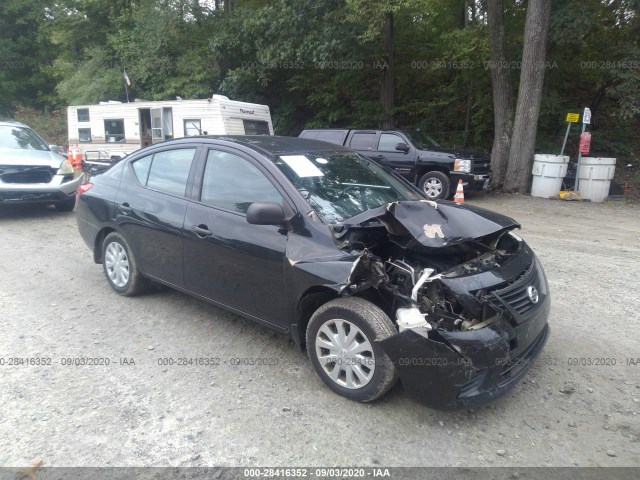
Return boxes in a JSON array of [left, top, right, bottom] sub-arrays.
[[333, 200, 520, 250]]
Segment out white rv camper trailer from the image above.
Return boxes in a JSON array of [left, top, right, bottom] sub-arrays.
[[67, 95, 273, 161]]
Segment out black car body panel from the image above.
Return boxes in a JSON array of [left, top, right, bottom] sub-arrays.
[[77, 135, 549, 409]]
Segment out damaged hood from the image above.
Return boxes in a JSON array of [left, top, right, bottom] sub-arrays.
[[334, 200, 520, 249]]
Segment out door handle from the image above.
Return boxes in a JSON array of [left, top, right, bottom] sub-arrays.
[[119, 203, 132, 214], [372, 155, 385, 160], [192, 224, 212, 238]]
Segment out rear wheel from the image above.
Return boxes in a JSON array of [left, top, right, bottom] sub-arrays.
[[54, 196, 76, 212], [306, 297, 398, 402], [418, 171, 450, 200], [101, 232, 149, 296]]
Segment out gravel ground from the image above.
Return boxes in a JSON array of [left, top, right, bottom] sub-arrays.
[[0, 193, 639, 468]]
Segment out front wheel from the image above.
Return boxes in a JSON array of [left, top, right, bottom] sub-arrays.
[[101, 232, 149, 296], [306, 297, 398, 403], [418, 171, 450, 200]]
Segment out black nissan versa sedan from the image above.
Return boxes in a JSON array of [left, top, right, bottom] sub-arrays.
[[76, 136, 550, 409]]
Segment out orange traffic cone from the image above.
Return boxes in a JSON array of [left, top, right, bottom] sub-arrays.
[[454, 179, 465, 204]]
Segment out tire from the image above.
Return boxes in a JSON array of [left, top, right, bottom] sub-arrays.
[[54, 196, 76, 212], [101, 232, 149, 296], [418, 171, 450, 200], [306, 297, 398, 403]]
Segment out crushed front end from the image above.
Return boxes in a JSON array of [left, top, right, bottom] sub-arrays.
[[331, 201, 550, 409]]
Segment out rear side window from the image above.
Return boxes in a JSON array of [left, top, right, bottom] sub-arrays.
[[312, 131, 347, 145], [200, 150, 283, 213], [349, 132, 376, 151], [132, 149, 196, 197], [132, 154, 153, 185]]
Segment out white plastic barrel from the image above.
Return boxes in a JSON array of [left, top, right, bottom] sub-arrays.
[[578, 157, 616, 202], [530, 154, 570, 198]]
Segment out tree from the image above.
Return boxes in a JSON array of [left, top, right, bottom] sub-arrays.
[[347, 0, 411, 129], [0, 0, 54, 111], [504, 0, 553, 192], [380, 12, 395, 128], [486, 0, 514, 189]]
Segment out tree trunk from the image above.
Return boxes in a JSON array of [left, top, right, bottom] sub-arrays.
[[486, 0, 514, 189], [380, 12, 395, 129], [504, 0, 552, 192], [462, 0, 475, 148]]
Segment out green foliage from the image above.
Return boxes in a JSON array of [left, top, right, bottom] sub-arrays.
[[0, 0, 638, 161], [0, 0, 56, 110], [54, 47, 124, 105], [12, 105, 67, 145]]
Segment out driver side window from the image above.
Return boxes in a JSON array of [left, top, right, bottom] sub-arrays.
[[377, 133, 404, 152], [200, 150, 283, 214]]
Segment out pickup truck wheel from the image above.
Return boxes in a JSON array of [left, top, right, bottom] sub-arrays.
[[418, 171, 450, 200]]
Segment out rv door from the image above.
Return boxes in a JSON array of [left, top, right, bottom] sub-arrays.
[[151, 107, 164, 143]]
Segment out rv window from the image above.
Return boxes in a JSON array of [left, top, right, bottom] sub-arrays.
[[77, 108, 90, 122], [104, 119, 125, 143], [201, 150, 283, 213], [78, 128, 92, 143], [184, 119, 201, 136], [146, 148, 196, 197], [243, 120, 270, 135]]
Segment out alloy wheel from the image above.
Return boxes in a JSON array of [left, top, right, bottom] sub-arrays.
[[423, 177, 443, 199]]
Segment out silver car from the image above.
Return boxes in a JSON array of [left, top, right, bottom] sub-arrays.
[[0, 119, 83, 211]]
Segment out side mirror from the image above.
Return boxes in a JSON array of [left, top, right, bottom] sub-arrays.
[[395, 143, 410, 153], [49, 145, 61, 154], [246, 202, 286, 226]]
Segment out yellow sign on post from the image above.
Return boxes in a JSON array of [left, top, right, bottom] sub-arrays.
[[566, 113, 580, 123]]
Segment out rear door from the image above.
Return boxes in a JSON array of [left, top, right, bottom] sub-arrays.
[[346, 131, 378, 159], [114, 144, 200, 286], [182, 146, 291, 328]]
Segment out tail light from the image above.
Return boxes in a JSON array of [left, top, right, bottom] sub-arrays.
[[77, 182, 94, 196]]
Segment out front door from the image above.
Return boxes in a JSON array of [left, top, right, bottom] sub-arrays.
[[373, 132, 417, 180], [183, 147, 290, 327]]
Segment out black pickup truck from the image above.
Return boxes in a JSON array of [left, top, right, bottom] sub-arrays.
[[299, 129, 491, 200]]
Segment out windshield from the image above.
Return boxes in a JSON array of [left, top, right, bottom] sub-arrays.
[[0, 126, 49, 151], [273, 151, 422, 224], [404, 131, 440, 150]]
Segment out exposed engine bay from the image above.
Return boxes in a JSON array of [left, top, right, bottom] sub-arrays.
[[330, 201, 524, 334]]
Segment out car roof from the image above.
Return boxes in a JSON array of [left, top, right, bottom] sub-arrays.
[[158, 135, 352, 157]]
